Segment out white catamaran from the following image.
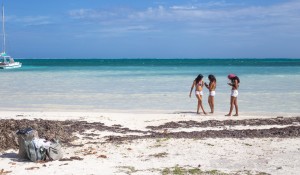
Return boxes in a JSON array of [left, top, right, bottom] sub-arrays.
[[0, 3, 21, 69]]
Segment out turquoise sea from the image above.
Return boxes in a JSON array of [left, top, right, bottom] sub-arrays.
[[1, 59, 300, 114]]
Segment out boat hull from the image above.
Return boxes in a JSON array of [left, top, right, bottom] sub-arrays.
[[0, 62, 22, 69]]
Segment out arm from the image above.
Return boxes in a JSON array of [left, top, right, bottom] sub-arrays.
[[227, 80, 238, 89], [227, 80, 233, 86], [204, 82, 209, 89], [189, 81, 195, 98], [209, 82, 214, 91], [201, 81, 204, 87]]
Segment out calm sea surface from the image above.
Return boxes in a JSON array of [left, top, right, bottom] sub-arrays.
[[1, 59, 300, 114]]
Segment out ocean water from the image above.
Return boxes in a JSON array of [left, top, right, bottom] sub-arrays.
[[1, 59, 300, 114]]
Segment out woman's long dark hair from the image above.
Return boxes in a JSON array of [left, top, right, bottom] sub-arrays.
[[195, 74, 203, 84], [235, 76, 240, 83], [208, 74, 216, 83], [230, 76, 240, 83]]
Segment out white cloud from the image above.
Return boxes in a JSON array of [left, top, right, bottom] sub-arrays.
[[67, 1, 300, 37], [170, 5, 197, 10], [75, 25, 159, 38], [69, 9, 94, 19], [69, 9, 117, 20], [199, 1, 235, 8], [128, 0, 300, 37], [129, 1, 300, 22], [100, 25, 154, 33], [12, 16, 53, 26]]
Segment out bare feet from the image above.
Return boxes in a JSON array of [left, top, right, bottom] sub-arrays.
[[233, 114, 239, 116], [209, 112, 214, 114], [197, 112, 207, 115], [225, 114, 231, 116]]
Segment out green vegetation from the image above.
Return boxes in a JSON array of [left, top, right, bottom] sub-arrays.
[[116, 165, 270, 175], [161, 165, 224, 175], [150, 138, 170, 148], [149, 152, 168, 158], [256, 172, 270, 175], [162, 168, 171, 175], [173, 165, 184, 174], [188, 168, 202, 174], [117, 166, 137, 175]]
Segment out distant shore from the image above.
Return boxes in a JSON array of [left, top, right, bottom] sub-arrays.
[[1, 111, 300, 175]]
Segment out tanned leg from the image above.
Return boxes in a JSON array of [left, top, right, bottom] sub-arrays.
[[196, 94, 201, 114], [211, 96, 214, 114], [208, 96, 212, 113], [208, 96, 213, 113], [199, 95, 207, 115], [233, 98, 238, 116], [225, 96, 234, 116]]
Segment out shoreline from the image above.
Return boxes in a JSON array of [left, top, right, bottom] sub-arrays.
[[1, 111, 300, 175], [0, 110, 298, 118]]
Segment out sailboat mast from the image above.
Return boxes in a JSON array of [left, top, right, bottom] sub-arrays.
[[2, 3, 5, 53]]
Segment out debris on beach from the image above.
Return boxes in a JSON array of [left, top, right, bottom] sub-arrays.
[[146, 117, 300, 130], [97, 155, 108, 159], [70, 156, 84, 161], [0, 169, 12, 175], [59, 163, 68, 166], [0, 119, 146, 151], [25, 167, 40, 170], [59, 156, 84, 161], [1, 117, 300, 151]]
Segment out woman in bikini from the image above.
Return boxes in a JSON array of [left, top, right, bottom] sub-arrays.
[[226, 74, 240, 116], [189, 74, 207, 115], [205, 74, 216, 114]]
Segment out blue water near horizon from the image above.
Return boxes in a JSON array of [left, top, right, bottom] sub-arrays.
[[1, 58, 300, 114], [15, 58, 300, 67]]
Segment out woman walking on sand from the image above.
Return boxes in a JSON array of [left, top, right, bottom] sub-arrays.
[[189, 74, 207, 115], [205, 74, 216, 114], [226, 74, 240, 116]]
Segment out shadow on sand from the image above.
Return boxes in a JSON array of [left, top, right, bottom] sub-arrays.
[[0, 152, 29, 162], [173, 111, 197, 114]]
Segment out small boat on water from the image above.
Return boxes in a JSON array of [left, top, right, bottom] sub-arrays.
[[0, 3, 21, 69], [0, 53, 22, 69]]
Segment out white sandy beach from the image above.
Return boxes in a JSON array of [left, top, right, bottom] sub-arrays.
[[1, 111, 300, 175]]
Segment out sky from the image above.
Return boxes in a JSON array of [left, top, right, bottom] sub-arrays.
[[3, 0, 300, 58]]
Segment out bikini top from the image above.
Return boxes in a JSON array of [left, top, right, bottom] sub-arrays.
[[196, 81, 203, 87]]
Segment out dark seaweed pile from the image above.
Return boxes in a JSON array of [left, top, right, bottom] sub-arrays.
[[1, 117, 300, 151], [146, 117, 300, 130], [0, 119, 145, 151], [107, 126, 300, 143]]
